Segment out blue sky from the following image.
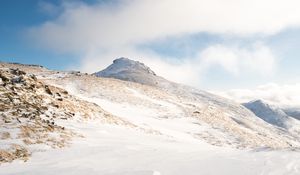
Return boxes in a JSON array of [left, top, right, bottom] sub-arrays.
[[1, 0, 300, 92], [0, 0, 70, 69]]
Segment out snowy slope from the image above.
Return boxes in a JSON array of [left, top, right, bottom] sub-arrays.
[[0, 67, 134, 164], [1, 61, 300, 175], [41, 59, 299, 149], [1, 123, 300, 175], [4, 60, 300, 149]]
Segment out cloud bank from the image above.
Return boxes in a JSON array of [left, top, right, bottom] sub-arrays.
[[199, 42, 276, 76], [215, 83, 300, 108], [30, 0, 300, 51], [27, 0, 300, 87]]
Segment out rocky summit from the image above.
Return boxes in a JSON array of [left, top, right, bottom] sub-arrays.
[[93, 57, 167, 86]]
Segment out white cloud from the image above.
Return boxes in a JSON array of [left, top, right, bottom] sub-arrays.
[[200, 45, 240, 75], [214, 83, 300, 108], [28, 0, 300, 53], [199, 42, 276, 76], [27, 0, 294, 87]]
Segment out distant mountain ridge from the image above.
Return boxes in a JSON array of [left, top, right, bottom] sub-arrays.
[[243, 100, 300, 137], [243, 100, 290, 128], [283, 108, 300, 120]]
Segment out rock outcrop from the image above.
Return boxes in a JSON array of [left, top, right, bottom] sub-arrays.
[[0, 68, 130, 163]]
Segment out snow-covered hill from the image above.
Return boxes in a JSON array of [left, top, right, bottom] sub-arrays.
[[5, 59, 298, 149], [1, 60, 300, 174], [243, 100, 300, 135]]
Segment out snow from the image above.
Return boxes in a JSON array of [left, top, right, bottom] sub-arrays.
[[79, 95, 204, 143], [1, 86, 291, 174], [45, 68, 300, 149], [1, 122, 300, 175]]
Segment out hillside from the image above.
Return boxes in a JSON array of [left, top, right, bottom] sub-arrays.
[[1, 60, 300, 174], [0, 67, 133, 164], [2, 60, 300, 149]]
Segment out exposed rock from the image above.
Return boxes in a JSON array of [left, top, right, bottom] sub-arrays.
[[0, 67, 132, 164]]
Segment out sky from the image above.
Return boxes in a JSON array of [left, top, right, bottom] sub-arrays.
[[1, 0, 300, 107]]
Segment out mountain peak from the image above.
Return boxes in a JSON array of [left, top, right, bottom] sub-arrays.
[[99, 57, 156, 76], [112, 57, 132, 64], [93, 57, 165, 86], [248, 99, 269, 107]]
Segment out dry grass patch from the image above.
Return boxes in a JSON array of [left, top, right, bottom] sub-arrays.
[[0, 144, 30, 164]]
